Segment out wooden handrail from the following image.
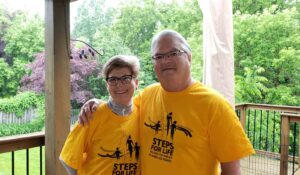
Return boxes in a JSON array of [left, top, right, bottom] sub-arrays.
[[0, 132, 45, 153], [236, 103, 300, 113]]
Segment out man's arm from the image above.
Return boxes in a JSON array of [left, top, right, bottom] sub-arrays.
[[220, 160, 241, 175], [59, 157, 77, 175]]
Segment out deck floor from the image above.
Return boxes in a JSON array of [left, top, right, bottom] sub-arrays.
[[241, 154, 298, 175]]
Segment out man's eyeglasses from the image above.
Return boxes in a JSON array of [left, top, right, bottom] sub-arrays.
[[152, 50, 186, 61], [106, 75, 134, 86]]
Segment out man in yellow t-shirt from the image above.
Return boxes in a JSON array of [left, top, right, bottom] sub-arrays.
[[135, 82, 253, 175], [79, 30, 255, 175]]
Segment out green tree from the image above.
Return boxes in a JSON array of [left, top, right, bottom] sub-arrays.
[[0, 59, 26, 97], [234, 6, 300, 105], [235, 66, 268, 103], [233, 0, 294, 14], [3, 12, 44, 63], [113, 0, 203, 86], [72, 0, 116, 45]]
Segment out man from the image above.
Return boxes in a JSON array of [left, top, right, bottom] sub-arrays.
[[79, 29, 254, 175]]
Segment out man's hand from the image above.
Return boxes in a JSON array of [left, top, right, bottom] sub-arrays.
[[78, 98, 103, 125]]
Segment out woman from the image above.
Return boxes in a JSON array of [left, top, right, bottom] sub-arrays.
[[60, 55, 140, 175]]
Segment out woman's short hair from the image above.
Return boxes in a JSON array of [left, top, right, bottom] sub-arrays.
[[102, 55, 140, 78]]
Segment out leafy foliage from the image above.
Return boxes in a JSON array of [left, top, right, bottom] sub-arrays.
[[234, 6, 300, 105], [112, 0, 203, 87], [20, 45, 103, 107], [0, 59, 26, 97], [3, 12, 44, 63], [233, 0, 293, 14], [0, 92, 45, 137], [0, 91, 38, 117]]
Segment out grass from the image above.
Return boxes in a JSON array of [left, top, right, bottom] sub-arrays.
[[0, 147, 45, 175]]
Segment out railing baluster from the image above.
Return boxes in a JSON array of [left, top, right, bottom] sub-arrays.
[[253, 109, 257, 149], [273, 111, 276, 152], [292, 123, 297, 174], [266, 110, 269, 151], [247, 109, 251, 137], [259, 110, 263, 150], [280, 113, 282, 153], [26, 148, 29, 175], [12, 151, 14, 175], [40, 146, 43, 175]]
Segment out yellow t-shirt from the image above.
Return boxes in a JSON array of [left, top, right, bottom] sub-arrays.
[[135, 82, 254, 175], [60, 103, 140, 175]]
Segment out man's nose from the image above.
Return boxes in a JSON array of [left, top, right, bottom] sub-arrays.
[[161, 55, 172, 63]]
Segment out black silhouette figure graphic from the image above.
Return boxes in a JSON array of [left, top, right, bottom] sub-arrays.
[[171, 121, 177, 140], [154, 121, 161, 134], [126, 135, 134, 158], [134, 142, 140, 161], [166, 112, 172, 136], [145, 120, 162, 134], [145, 113, 193, 140], [98, 147, 123, 160]]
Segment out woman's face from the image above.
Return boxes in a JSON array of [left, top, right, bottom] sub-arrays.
[[106, 67, 138, 106]]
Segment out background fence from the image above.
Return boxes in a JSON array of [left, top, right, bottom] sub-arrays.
[[0, 109, 80, 125], [0, 108, 37, 124]]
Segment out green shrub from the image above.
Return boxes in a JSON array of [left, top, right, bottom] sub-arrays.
[[0, 91, 39, 117], [0, 92, 45, 136]]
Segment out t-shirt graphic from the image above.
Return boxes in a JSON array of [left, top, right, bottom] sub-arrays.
[[144, 112, 192, 140], [97, 135, 140, 175], [98, 135, 140, 161], [144, 112, 193, 162]]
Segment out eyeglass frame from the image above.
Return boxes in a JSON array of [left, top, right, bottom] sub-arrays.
[[151, 49, 187, 61], [105, 74, 135, 86]]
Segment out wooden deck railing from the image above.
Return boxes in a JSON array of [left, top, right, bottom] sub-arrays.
[[0, 132, 44, 153], [0, 103, 300, 175], [0, 132, 44, 175], [236, 103, 300, 175]]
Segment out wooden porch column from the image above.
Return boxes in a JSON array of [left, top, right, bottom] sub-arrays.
[[280, 115, 289, 175], [45, 0, 70, 174]]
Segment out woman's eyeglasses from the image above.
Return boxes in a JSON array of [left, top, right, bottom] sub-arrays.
[[106, 75, 134, 86]]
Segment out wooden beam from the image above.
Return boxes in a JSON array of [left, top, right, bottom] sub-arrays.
[[45, 0, 70, 175], [0, 132, 44, 153], [280, 115, 289, 175], [235, 103, 300, 113]]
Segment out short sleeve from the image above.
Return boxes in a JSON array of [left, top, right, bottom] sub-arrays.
[[60, 123, 89, 169], [209, 98, 255, 162], [133, 91, 142, 109]]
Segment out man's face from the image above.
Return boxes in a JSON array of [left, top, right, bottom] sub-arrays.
[[152, 36, 191, 85]]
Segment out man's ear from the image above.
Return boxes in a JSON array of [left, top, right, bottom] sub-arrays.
[[135, 79, 139, 90], [188, 53, 192, 63]]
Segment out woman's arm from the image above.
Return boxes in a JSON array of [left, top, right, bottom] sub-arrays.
[[59, 157, 77, 175]]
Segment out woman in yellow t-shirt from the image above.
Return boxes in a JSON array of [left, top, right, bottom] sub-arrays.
[[60, 55, 140, 175]]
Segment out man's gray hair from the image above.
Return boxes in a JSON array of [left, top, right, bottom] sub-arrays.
[[151, 29, 191, 54]]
